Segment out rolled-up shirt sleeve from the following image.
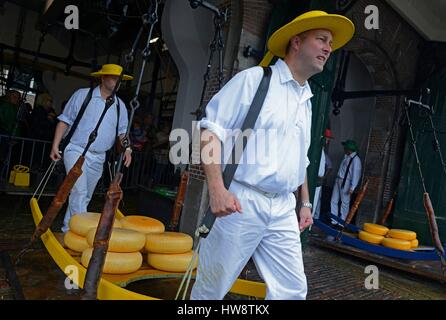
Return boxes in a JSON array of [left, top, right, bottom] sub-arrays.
[[57, 89, 84, 126], [199, 67, 263, 143]]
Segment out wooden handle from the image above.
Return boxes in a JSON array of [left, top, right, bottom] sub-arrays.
[[345, 178, 369, 225], [31, 156, 85, 242], [378, 196, 395, 225], [169, 170, 189, 230]]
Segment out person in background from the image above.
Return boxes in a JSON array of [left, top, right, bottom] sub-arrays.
[[29, 93, 57, 141], [330, 139, 362, 226], [50, 64, 133, 233], [0, 90, 21, 136]]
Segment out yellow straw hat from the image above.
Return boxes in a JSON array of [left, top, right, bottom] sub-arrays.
[[90, 64, 133, 81], [260, 10, 355, 66]]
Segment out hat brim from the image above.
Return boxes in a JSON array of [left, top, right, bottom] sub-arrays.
[[268, 14, 355, 58], [90, 71, 133, 81], [342, 141, 357, 151]]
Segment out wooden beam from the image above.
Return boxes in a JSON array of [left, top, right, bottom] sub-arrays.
[[2, 51, 91, 81]]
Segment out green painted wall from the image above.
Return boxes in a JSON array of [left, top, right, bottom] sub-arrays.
[[394, 69, 446, 245]]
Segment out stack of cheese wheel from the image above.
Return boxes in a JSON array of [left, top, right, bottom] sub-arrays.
[[81, 227, 146, 274], [358, 223, 389, 245], [145, 232, 197, 272], [120, 215, 165, 234], [382, 229, 417, 251], [64, 212, 122, 253], [120, 215, 165, 254]]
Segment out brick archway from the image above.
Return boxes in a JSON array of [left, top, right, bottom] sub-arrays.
[[343, 36, 401, 226], [341, 0, 423, 226]]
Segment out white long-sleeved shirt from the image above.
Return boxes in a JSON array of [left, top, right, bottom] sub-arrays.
[[200, 59, 313, 194], [58, 86, 128, 153], [336, 152, 362, 191]]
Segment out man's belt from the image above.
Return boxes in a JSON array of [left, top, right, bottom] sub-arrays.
[[233, 179, 280, 199]]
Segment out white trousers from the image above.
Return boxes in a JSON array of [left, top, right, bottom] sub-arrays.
[[62, 144, 104, 233], [330, 178, 351, 224], [191, 181, 307, 300]]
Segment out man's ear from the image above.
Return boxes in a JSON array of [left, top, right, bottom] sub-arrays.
[[289, 35, 299, 50], [290, 34, 305, 52]]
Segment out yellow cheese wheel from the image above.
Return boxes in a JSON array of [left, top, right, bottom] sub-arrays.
[[358, 231, 384, 245], [388, 229, 417, 241], [363, 223, 389, 236], [120, 215, 165, 234], [147, 251, 198, 272], [145, 232, 193, 254], [64, 231, 89, 252], [69, 212, 122, 236], [382, 237, 412, 250], [411, 239, 419, 248], [86, 227, 146, 253], [81, 248, 142, 274]]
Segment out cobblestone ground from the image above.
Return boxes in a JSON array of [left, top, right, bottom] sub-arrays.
[[303, 244, 445, 300], [0, 193, 445, 300]]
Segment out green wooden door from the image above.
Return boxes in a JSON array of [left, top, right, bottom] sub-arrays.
[[394, 69, 446, 245]]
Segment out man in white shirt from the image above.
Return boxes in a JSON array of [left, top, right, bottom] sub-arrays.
[[50, 64, 133, 233], [330, 140, 362, 226], [191, 11, 354, 300], [313, 129, 333, 220]]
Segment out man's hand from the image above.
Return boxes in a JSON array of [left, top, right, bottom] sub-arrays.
[[123, 148, 132, 167], [50, 146, 62, 161], [298, 207, 313, 232], [209, 187, 243, 217]]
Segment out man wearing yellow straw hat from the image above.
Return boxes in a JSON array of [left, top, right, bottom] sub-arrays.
[[50, 64, 133, 233], [192, 11, 354, 300]]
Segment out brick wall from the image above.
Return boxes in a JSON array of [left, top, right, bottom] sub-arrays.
[[343, 0, 423, 225]]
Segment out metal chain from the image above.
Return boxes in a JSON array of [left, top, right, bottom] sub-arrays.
[[117, 0, 160, 159], [404, 95, 446, 276], [404, 98, 428, 193], [191, 8, 227, 120], [416, 91, 446, 177]]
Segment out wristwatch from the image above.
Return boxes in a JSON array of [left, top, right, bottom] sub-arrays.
[[301, 201, 312, 209]]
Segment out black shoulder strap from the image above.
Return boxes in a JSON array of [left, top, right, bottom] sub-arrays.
[[198, 66, 272, 238], [341, 154, 358, 189], [60, 87, 94, 151], [116, 97, 120, 139]]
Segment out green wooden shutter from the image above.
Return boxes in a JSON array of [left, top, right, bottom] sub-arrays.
[[394, 69, 446, 245]]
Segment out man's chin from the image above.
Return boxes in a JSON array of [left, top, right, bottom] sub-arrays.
[[311, 65, 324, 75]]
